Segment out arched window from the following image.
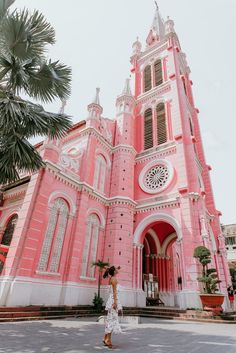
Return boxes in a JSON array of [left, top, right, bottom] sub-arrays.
[[156, 103, 167, 145], [38, 198, 69, 273], [81, 214, 100, 278], [93, 154, 107, 193], [144, 108, 153, 150], [154, 60, 163, 87], [144, 65, 152, 92], [1, 214, 18, 246]]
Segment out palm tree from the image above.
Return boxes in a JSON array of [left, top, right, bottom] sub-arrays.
[[0, 0, 72, 185], [92, 260, 109, 300]]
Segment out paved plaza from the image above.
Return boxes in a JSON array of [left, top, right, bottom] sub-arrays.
[[0, 318, 235, 353]]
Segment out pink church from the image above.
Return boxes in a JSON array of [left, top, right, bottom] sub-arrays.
[[0, 6, 230, 309]]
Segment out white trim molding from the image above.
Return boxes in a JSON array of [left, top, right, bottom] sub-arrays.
[[133, 212, 182, 245]]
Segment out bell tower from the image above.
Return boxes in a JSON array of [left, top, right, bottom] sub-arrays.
[[130, 4, 230, 308]]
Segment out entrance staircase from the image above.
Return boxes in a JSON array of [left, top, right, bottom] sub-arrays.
[[124, 306, 186, 320], [0, 305, 98, 323], [0, 305, 235, 323]]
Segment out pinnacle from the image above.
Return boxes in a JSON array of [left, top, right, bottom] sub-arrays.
[[122, 78, 132, 96]]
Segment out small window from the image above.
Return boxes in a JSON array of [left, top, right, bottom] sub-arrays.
[[156, 103, 167, 145], [182, 77, 187, 95], [144, 65, 152, 92], [144, 108, 153, 150], [189, 118, 194, 136], [93, 155, 107, 193]]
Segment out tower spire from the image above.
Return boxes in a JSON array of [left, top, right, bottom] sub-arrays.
[[122, 78, 132, 96], [87, 87, 103, 120], [93, 87, 100, 105], [146, 2, 165, 45]]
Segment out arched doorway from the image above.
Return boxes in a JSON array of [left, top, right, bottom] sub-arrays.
[[133, 213, 184, 306], [142, 222, 178, 292], [0, 214, 18, 274]]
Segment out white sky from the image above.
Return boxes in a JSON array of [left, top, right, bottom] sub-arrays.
[[15, 0, 236, 225]]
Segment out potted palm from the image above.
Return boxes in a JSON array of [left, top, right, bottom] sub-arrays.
[[193, 246, 224, 313], [92, 260, 109, 312]]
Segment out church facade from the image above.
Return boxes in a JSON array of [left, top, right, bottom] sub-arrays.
[[0, 7, 230, 308]]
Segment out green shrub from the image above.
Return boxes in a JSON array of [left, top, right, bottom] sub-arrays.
[[194, 246, 221, 294]]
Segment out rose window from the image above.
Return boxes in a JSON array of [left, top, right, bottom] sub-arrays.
[[144, 165, 170, 190], [139, 159, 174, 194]]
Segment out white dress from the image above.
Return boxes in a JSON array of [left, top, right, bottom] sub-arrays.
[[105, 284, 122, 334]]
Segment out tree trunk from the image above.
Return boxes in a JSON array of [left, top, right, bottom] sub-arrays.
[[98, 271, 101, 299]]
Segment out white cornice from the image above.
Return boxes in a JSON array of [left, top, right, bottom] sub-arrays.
[[62, 127, 138, 157], [135, 141, 176, 163], [3, 183, 28, 200], [139, 42, 168, 64], [113, 144, 137, 155], [135, 197, 180, 213], [137, 81, 171, 105], [45, 161, 136, 208]]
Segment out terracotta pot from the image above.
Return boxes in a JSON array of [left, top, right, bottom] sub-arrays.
[[199, 294, 225, 314]]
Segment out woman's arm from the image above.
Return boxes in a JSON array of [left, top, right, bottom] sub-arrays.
[[111, 277, 118, 309]]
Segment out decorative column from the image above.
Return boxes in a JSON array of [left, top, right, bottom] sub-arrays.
[[152, 106, 157, 146], [163, 56, 168, 81], [133, 244, 144, 290], [140, 245, 144, 289], [156, 255, 160, 281], [159, 256, 163, 291], [132, 245, 138, 288], [140, 69, 144, 95], [150, 254, 155, 275], [162, 257, 166, 291], [166, 100, 173, 140], [145, 254, 150, 274], [166, 256, 170, 292]]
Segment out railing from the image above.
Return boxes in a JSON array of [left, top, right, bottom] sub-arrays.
[[143, 274, 164, 306]]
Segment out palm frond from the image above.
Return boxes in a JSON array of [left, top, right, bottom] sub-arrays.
[[28, 60, 71, 103], [0, 0, 15, 20], [0, 90, 72, 139], [0, 9, 55, 61], [0, 135, 44, 184], [92, 260, 110, 269]]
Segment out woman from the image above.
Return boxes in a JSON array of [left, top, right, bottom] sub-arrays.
[[103, 265, 122, 349], [227, 285, 235, 311]]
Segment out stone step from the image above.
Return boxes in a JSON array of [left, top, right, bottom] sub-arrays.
[[0, 310, 99, 319], [124, 310, 181, 318], [139, 314, 175, 320], [0, 314, 88, 323], [0, 312, 100, 323], [176, 316, 236, 324], [124, 307, 186, 313], [0, 305, 93, 313]]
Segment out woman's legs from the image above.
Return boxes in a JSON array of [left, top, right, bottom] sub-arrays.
[[106, 332, 112, 347], [103, 333, 108, 343], [104, 309, 113, 346]]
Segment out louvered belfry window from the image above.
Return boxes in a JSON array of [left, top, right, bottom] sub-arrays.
[[156, 103, 167, 145], [144, 108, 153, 150], [144, 65, 152, 92], [154, 60, 163, 87]]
